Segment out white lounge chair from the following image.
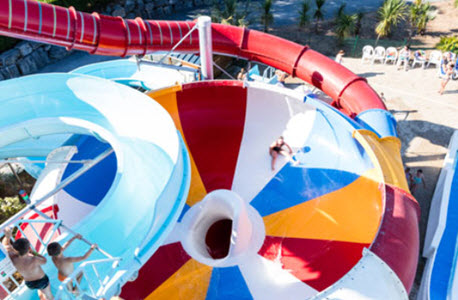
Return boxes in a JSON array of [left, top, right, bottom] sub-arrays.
[[372, 46, 386, 64], [427, 50, 442, 68], [384, 47, 398, 64], [361, 45, 374, 64], [412, 50, 427, 68], [397, 47, 411, 71]]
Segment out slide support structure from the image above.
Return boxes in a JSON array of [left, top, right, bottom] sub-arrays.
[[197, 16, 214, 80]]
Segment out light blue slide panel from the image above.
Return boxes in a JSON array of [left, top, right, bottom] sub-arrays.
[[0, 73, 190, 298], [355, 108, 398, 138]]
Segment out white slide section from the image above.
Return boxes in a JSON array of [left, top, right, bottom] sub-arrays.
[[312, 249, 408, 300], [238, 253, 318, 299], [231, 82, 316, 202]]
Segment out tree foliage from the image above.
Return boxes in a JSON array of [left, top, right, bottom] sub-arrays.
[[313, 0, 326, 33], [436, 36, 458, 55], [334, 6, 357, 44], [336, 3, 346, 18], [298, 0, 312, 28], [260, 0, 274, 32], [0, 197, 25, 225], [375, 0, 408, 42], [415, 1, 436, 35], [212, 0, 249, 27], [354, 11, 364, 36]]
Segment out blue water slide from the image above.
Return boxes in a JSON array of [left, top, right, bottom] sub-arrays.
[[71, 59, 189, 91], [355, 108, 398, 138], [0, 73, 190, 298]]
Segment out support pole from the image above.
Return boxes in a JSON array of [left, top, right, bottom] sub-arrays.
[[197, 16, 214, 80]]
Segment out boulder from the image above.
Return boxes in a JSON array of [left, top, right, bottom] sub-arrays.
[[112, 7, 126, 17], [0, 49, 20, 67], [17, 55, 38, 75], [48, 46, 70, 61], [31, 48, 50, 69], [15, 42, 33, 57], [163, 5, 172, 15], [0, 65, 21, 79], [145, 3, 155, 17], [125, 0, 136, 12], [29, 41, 43, 50]]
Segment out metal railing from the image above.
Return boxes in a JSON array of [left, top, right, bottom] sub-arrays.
[[55, 257, 121, 300], [0, 215, 117, 299], [0, 148, 116, 299]]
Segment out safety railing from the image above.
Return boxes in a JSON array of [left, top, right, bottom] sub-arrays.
[[262, 66, 276, 81], [0, 217, 116, 299], [55, 257, 122, 300], [0, 148, 115, 299], [0, 218, 63, 298]]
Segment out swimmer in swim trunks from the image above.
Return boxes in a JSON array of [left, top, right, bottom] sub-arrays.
[[269, 136, 296, 171], [47, 234, 97, 292], [2, 228, 53, 300]]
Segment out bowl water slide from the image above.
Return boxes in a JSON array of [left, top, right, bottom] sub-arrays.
[[0, 1, 419, 299]]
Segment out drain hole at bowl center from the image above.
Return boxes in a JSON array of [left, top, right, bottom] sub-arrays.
[[205, 219, 232, 259]]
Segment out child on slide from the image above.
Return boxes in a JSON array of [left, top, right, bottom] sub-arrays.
[[47, 234, 97, 292]]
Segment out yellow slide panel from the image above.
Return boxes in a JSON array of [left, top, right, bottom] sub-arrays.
[[145, 259, 213, 300], [353, 129, 409, 191]]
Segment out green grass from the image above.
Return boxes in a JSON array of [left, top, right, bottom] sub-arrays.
[[0, 0, 112, 54]]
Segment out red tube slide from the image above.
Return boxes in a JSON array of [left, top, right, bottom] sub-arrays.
[[0, 0, 385, 116]]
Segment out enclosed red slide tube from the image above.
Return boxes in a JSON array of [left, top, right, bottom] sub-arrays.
[[0, 0, 385, 116]]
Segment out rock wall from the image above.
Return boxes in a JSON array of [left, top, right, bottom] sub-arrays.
[[107, 0, 212, 19], [0, 42, 70, 80], [0, 0, 211, 81]]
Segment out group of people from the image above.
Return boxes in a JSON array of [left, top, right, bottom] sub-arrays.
[[405, 167, 426, 195], [397, 46, 456, 95], [338, 45, 456, 96], [394, 46, 455, 95], [2, 228, 97, 300]]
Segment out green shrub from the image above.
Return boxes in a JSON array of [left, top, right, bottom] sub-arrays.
[[0, 197, 25, 224], [436, 36, 458, 55]]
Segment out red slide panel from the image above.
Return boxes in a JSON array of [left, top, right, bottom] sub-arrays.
[[370, 184, 421, 292], [0, 0, 385, 116]]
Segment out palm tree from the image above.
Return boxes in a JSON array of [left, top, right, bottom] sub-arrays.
[[407, 0, 421, 42], [212, 0, 249, 26], [354, 11, 364, 36], [407, 0, 436, 41], [336, 3, 346, 18], [416, 1, 436, 35], [335, 12, 357, 44], [313, 0, 326, 33], [298, 0, 311, 28], [261, 0, 274, 32], [375, 0, 408, 45]]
